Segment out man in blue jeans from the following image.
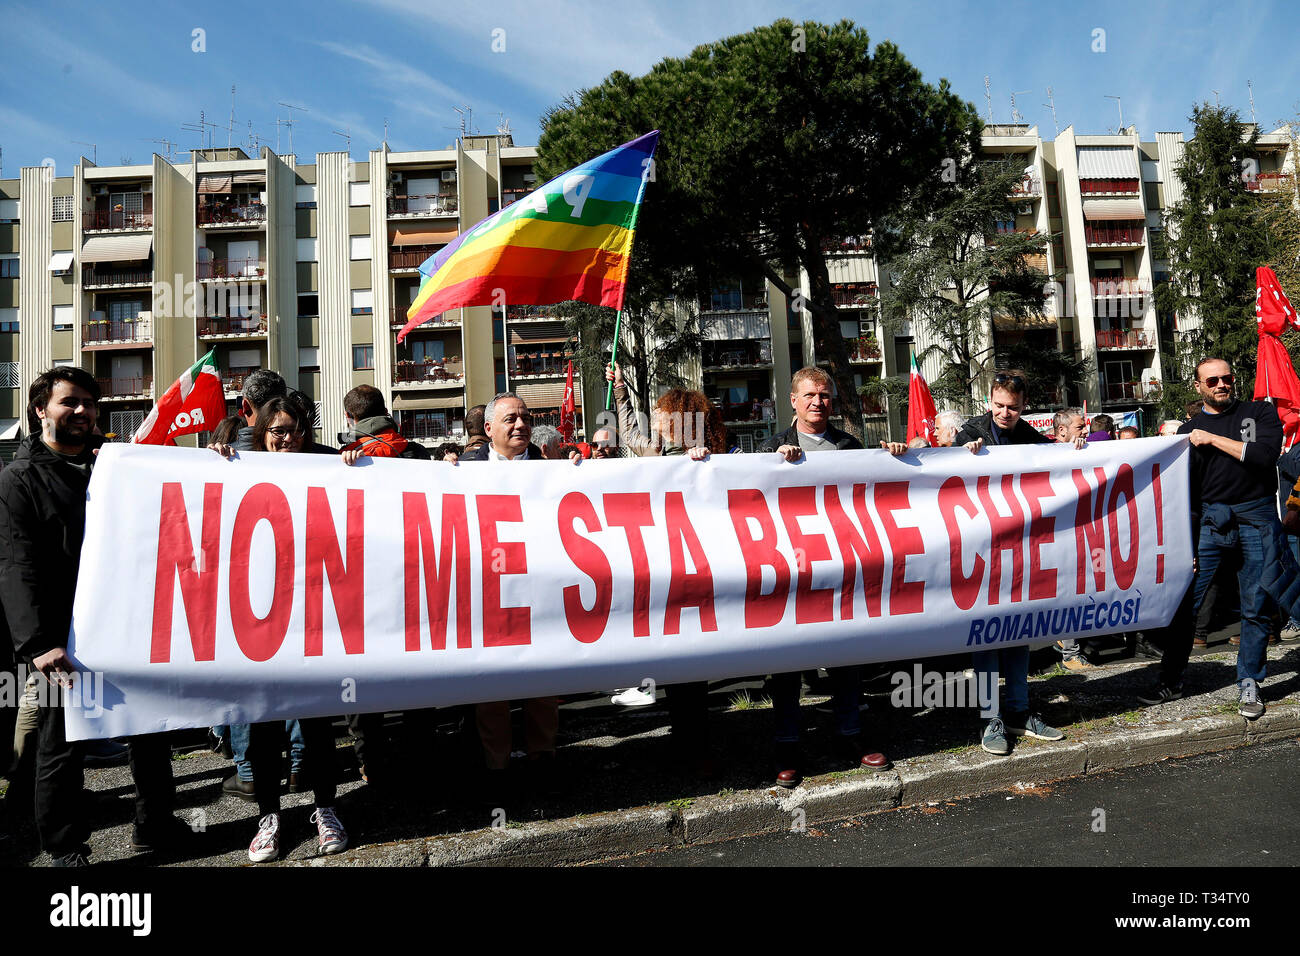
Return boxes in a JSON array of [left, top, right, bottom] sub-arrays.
[[1138, 357, 1285, 718]]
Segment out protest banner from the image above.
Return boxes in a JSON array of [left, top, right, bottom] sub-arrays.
[[65, 439, 1193, 740]]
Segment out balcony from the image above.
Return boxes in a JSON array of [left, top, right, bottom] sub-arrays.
[[198, 257, 266, 281], [221, 367, 260, 395], [501, 187, 532, 206], [509, 352, 575, 378], [1010, 176, 1042, 199], [84, 209, 153, 231], [1079, 179, 1141, 196], [389, 247, 440, 272], [393, 359, 465, 385], [847, 337, 882, 362], [198, 316, 267, 338], [1085, 223, 1145, 248], [703, 340, 772, 370], [1091, 277, 1148, 297], [400, 415, 462, 442], [96, 375, 153, 400], [503, 305, 559, 322], [198, 202, 267, 227], [1247, 172, 1294, 194], [830, 284, 878, 308], [1096, 329, 1154, 350], [704, 291, 769, 313], [713, 398, 778, 425], [387, 194, 458, 217], [82, 317, 152, 347], [83, 266, 152, 289], [1102, 381, 1160, 403], [392, 306, 461, 330], [821, 235, 873, 254]]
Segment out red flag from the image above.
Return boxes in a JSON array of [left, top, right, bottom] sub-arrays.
[[559, 360, 577, 442], [1254, 266, 1300, 451], [906, 354, 938, 447], [133, 348, 227, 445]]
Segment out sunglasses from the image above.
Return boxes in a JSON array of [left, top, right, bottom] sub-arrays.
[[1202, 373, 1234, 388], [993, 373, 1026, 391]]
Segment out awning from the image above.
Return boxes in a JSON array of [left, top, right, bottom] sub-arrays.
[[391, 227, 458, 246], [993, 313, 1058, 331], [393, 394, 464, 410], [197, 175, 233, 194], [515, 382, 579, 407], [232, 172, 266, 184], [509, 332, 568, 345], [1083, 197, 1147, 221], [1077, 147, 1140, 179], [80, 234, 153, 263], [48, 251, 74, 272], [0, 419, 19, 440]]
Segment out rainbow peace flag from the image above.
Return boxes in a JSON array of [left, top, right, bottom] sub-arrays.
[[398, 131, 659, 341]]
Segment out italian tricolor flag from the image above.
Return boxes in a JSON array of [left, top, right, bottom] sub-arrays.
[[906, 353, 939, 448], [132, 348, 227, 445]]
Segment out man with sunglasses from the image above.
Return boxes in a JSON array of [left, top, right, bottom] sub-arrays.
[[1138, 358, 1285, 719], [954, 371, 1067, 756]]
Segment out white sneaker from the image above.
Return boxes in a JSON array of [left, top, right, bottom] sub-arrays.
[[311, 806, 348, 855], [611, 687, 656, 707], [248, 813, 280, 863]]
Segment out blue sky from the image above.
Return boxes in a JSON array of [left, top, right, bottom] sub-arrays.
[[3, 0, 1297, 176]]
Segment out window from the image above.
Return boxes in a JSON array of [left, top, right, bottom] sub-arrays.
[[0, 256, 18, 278], [0, 307, 17, 333], [351, 289, 373, 315], [297, 293, 319, 317], [52, 196, 75, 221], [108, 300, 142, 323], [295, 184, 317, 208], [53, 305, 74, 330], [298, 346, 320, 370], [296, 238, 318, 262], [349, 182, 371, 206], [109, 410, 146, 440], [0, 362, 18, 387], [352, 345, 374, 370], [349, 236, 371, 261], [0, 199, 18, 222], [409, 338, 443, 364]]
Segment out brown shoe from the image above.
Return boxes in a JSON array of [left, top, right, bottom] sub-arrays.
[[1229, 634, 1241, 646], [1063, 657, 1095, 671], [1193, 636, 1207, 647]]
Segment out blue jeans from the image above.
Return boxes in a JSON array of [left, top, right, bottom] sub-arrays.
[[771, 667, 861, 743], [971, 646, 1029, 720], [220, 721, 306, 782]]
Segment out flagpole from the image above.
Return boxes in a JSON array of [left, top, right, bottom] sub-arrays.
[[604, 132, 658, 412], [605, 310, 623, 410]]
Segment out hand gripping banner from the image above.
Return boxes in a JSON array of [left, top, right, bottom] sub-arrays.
[[65, 439, 1193, 739]]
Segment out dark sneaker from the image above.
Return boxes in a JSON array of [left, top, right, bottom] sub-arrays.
[[1137, 683, 1182, 706], [1005, 711, 1065, 741], [981, 718, 1009, 756], [1238, 679, 1265, 720]]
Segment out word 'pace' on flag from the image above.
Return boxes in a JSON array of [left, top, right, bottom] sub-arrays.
[[398, 132, 659, 341], [132, 349, 227, 445], [66, 439, 1191, 740]]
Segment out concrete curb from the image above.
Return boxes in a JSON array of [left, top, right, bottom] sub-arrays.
[[283, 703, 1300, 867]]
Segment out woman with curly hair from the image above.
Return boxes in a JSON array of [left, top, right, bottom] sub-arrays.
[[604, 362, 726, 775]]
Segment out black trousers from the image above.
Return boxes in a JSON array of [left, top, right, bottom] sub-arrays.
[[248, 717, 338, 817], [34, 686, 173, 857]]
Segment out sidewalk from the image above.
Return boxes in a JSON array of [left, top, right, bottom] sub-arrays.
[[3, 635, 1297, 866]]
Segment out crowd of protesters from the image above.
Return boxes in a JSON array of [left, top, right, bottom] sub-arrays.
[[0, 353, 1293, 866]]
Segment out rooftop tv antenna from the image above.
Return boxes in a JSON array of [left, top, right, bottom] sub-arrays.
[[1248, 79, 1257, 125], [984, 76, 993, 123], [332, 127, 351, 154], [182, 110, 221, 151], [1104, 95, 1124, 133], [144, 137, 178, 163], [1211, 90, 1222, 108], [277, 102, 308, 157], [497, 112, 512, 137], [1011, 89, 1031, 124], [71, 140, 97, 165], [228, 84, 237, 148], [383, 117, 390, 147], [1043, 86, 1060, 136], [451, 105, 474, 138]]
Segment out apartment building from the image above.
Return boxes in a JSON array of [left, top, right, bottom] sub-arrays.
[[0, 132, 592, 455]]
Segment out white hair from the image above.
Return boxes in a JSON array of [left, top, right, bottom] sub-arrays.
[[484, 391, 522, 425]]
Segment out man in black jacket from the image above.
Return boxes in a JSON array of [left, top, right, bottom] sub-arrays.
[[0, 367, 185, 865]]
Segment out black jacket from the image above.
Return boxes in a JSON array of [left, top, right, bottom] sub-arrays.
[[461, 442, 544, 462], [756, 424, 863, 453], [0, 434, 105, 660], [953, 411, 1053, 447]]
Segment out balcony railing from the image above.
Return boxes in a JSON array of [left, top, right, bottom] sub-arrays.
[[1091, 277, 1148, 297], [392, 306, 460, 328], [713, 399, 777, 424], [1010, 176, 1043, 198], [96, 375, 152, 398], [1096, 329, 1153, 349], [222, 367, 260, 394], [509, 353, 575, 377], [83, 266, 152, 288], [1079, 179, 1141, 195], [198, 203, 267, 226], [831, 285, 878, 307], [198, 257, 266, 280], [84, 209, 153, 230], [393, 360, 465, 384], [703, 344, 771, 368], [503, 305, 557, 321], [847, 338, 882, 361], [821, 235, 873, 254], [705, 291, 769, 312], [387, 194, 458, 216], [400, 416, 461, 441], [1085, 223, 1145, 246], [1246, 172, 1294, 193], [197, 316, 267, 336], [389, 246, 442, 270], [82, 318, 152, 345], [1102, 381, 1160, 402], [501, 187, 532, 206]]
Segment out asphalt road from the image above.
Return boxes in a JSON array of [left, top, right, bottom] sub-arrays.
[[615, 738, 1300, 867]]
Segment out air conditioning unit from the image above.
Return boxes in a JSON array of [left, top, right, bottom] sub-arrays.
[[441, 170, 457, 182], [141, 183, 152, 193], [388, 171, 402, 184], [1017, 203, 1033, 216], [522, 173, 537, 183], [92, 186, 109, 196]]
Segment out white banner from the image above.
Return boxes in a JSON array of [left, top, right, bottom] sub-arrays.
[[66, 439, 1193, 740]]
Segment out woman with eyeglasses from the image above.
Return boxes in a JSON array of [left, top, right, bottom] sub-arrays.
[[212, 396, 349, 861]]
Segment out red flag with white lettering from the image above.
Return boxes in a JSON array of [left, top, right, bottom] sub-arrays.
[[132, 348, 227, 445], [559, 360, 577, 442], [1255, 266, 1300, 451], [906, 354, 939, 447]]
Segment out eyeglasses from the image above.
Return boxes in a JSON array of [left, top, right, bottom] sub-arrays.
[[268, 426, 304, 439], [1202, 373, 1234, 388], [993, 373, 1026, 391]]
